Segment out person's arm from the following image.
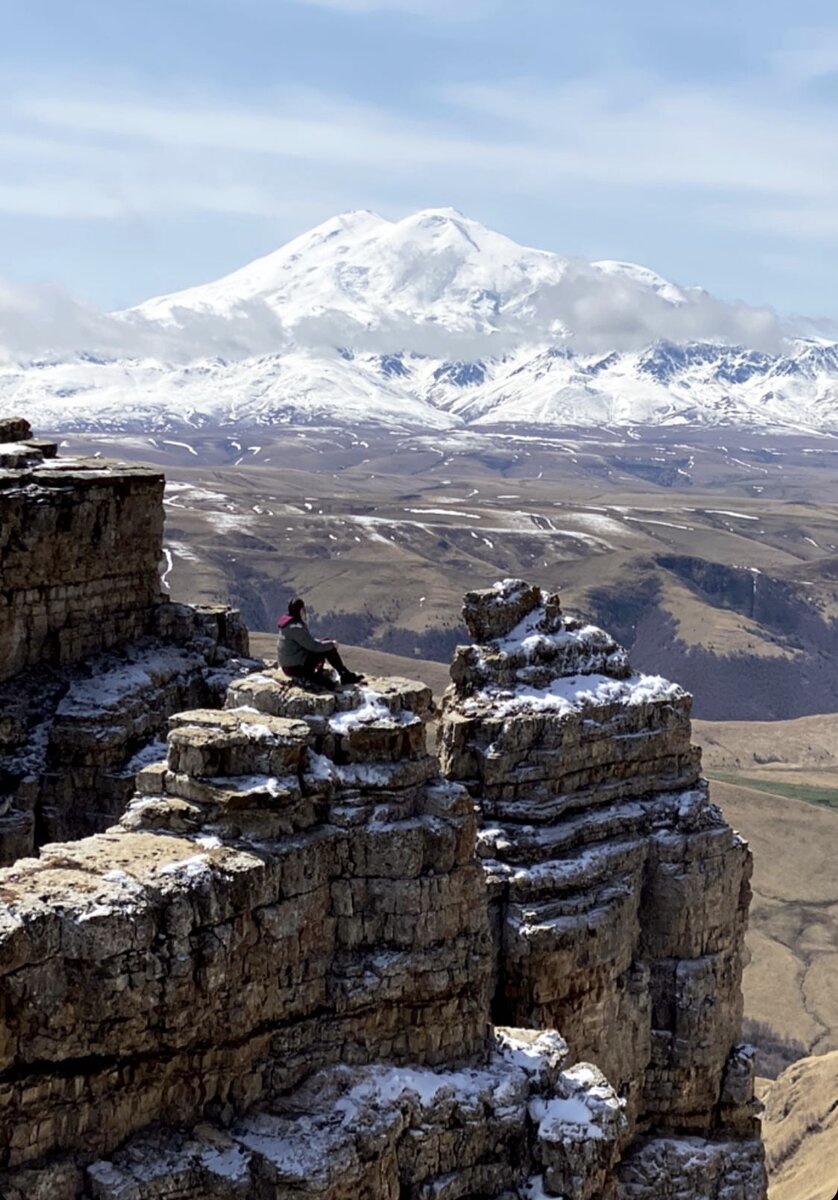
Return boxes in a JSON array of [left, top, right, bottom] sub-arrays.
[[289, 624, 335, 654]]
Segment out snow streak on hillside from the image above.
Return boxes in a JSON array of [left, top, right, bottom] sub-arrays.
[[2, 208, 837, 433]]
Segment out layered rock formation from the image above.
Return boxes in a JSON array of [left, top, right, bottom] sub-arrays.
[[0, 418, 163, 680], [0, 561, 766, 1196], [0, 418, 251, 863], [440, 579, 765, 1191], [0, 671, 630, 1199]]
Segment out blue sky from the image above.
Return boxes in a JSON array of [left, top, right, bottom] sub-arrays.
[[3, 0, 838, 315]]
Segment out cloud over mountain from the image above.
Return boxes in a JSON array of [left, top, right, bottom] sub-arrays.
[[0, 208, 784, 363], [0, 208, 833, 434]]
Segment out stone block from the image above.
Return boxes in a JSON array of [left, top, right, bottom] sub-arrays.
[[462, 578, 545, 642], [0, 416, 32, 443]]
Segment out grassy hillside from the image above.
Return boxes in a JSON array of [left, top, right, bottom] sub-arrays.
[[695, 712, 838, 773], [762, 1049, 838, 1200], [692, 712, 838, 1076], [710, 778, 838, 1056]]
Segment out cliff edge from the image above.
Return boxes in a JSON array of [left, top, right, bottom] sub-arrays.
[[0, 446, 766, 1200]]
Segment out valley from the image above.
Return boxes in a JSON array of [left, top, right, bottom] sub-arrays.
[[61, 422, 838, 722], [9, 417, 838, 1200]]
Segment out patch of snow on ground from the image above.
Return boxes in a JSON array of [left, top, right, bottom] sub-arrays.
[[496, 1029, 567, 1077], [164, 481, 227, 501], [405, 508, 482, 519], [523, 1177, 553, 1200], [160, 548, 173, 590], [123, 739, 168, 774], [169, 539, 200, 561], [158, 854, 212, 879], [240, 721, 277, 742], [350, 515, 392, 545], [467, 673, 682, 718], [336, 762, 401, 787], [705, 509, 759, 520], [481, 601, 607, 666], [329, 688, 390, 732], [329, 689, 417, 733], [205, 510, 255, 534], [201, 1144, 251, 1183], [58, 661, 154, 715], [207, 774, 290, 795], [305, 751, 338, 781], [530, 1096, 600, 1137], [624, 516, 694, 531]]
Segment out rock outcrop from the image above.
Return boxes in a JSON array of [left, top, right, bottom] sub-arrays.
[[0, 530, 766, 1195], [440, 579, 765, 1191], [0, 419, 251, 863], [0, 671, 629, 1199], [0, 418, 162, 680]]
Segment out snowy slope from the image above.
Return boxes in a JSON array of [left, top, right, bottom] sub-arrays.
[[132, 208, 573, 349], [2, 207, 838, 434]]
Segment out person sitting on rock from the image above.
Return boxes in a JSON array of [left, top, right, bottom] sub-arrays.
[[277, 598, 364, 689]]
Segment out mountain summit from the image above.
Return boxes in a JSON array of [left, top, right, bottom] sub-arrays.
[[2, 208, 837, 433], [133, 207, 579, 349], [130, 207, 733, 355]]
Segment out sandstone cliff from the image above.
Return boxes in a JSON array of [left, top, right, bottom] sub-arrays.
[[0, 418, 252, 864], [0, 579, 765, 1198]]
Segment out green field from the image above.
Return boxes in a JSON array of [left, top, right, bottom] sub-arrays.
[[709, 771, 838, 812]]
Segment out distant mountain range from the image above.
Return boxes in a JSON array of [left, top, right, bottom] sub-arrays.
[[3, 207, 838, 433]]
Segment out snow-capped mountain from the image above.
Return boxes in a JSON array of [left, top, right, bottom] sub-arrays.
[[2, 207, 838, 434]]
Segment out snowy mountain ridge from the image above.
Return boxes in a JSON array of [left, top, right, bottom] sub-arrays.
[[2, 207, 838, 434]]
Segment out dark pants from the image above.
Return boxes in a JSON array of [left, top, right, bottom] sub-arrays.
[[285, 647, 346, 684]]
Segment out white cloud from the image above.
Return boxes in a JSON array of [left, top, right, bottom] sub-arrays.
[[0, 278, 292, 362], [443, 77, 838, 200], [707, 201, 838, 241], [7, 65, 837, 234]]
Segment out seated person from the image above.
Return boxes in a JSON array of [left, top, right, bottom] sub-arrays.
[[277, 597, 364, 688]]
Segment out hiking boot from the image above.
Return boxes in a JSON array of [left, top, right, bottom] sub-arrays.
[[339, 670, 365, 686], [308, 672, 338, 692]]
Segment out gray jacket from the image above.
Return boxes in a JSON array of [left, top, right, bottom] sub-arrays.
[[277, 617, 335, 669]]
